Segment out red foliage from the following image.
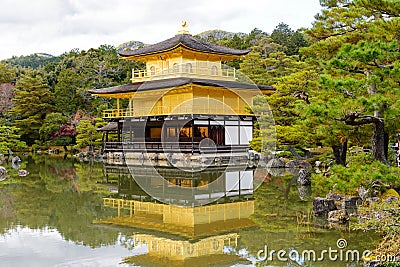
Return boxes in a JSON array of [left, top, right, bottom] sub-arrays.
[[0, 83, 15, 113], [58, 124, 77, 137]]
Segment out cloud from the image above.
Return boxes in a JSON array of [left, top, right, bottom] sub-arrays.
[[0, 226, 141, 266], [0, 0, 74, 24], [0, 0, 322, 59]]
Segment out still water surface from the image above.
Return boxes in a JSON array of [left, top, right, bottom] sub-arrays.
[[0, 155, 378, 267]]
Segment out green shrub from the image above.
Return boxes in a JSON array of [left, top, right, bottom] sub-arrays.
[[312, 153, 400, 195]]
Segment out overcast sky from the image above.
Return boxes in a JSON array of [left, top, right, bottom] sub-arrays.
[[0, 0, 322, 60]]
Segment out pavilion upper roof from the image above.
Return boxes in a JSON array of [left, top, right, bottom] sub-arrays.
[[118, 33, 251, 58]]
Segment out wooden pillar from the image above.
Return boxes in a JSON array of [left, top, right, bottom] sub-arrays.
[[191, 119, 194, 154], [101, 132, 105, 152], [117, 98, 120, 117], [128, 97, 134, 116], [117, 199, 121, 218], [131, 97, 134, 116], [117, 121, 121, 142]]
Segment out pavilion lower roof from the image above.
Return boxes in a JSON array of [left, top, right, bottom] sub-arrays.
[[88, 77, 275, 96], [97, 122, 118, 131]]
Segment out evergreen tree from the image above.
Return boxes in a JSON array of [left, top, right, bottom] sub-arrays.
[[252, 36, 282, 59], [0, 126, 27, 153], [303, 0, 400, 163], [0, 62, 16, 84], [11, 74, 54, 144], [39, 113, 68, 141], [239, 52, 268, 84], [271, 23, 308, 55], [54, 69, 88, 117], [75, 119, 104, 151]]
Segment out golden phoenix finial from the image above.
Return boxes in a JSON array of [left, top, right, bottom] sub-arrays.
[[178, 20, 190, 34]]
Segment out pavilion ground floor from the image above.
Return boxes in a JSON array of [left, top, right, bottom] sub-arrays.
[[99, 114, 255, 155]]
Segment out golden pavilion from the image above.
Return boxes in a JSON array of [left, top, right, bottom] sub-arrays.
[[89, 23, 274, 156]]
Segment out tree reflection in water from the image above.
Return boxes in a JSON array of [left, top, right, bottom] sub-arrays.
[[0, 155, 126, 248]]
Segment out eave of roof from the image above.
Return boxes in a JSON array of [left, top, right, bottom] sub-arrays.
[[88, 77, 275, 96], [118, 34, 251, 58], [97, 122, 118, 131]]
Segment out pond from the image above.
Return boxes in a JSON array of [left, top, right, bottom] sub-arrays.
[[0, 155, 379, 267]]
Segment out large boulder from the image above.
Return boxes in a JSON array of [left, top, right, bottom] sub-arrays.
[[358, 186, 370, 201], [11, 156, 21, 169], [298, 185, 312, 201], [342, 196, 362, 212], [328, 210, 349, 224], [297, 169, 311, 186], [0, 166, 6, 181], [285, 160, 312, 170], [365, 197, 380, 206], [18, 170, 29, 177], [266, 158, 285, 168], [313, 197, 337, 217], [326, 192, 344, 202], [266, 167, 286, 177]]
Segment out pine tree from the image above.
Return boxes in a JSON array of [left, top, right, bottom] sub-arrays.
[[0, 126, 27, 153], [0, 62, 16, 84], [75, 119, 104, 151], [303, 0, 400, 163], [11, 74, 54, 144]]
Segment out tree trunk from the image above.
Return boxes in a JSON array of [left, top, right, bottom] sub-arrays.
[[372, 120, 387, 164], [341, 139, 347, 165], [332, 139, 347, 166], [332, 145, 341, 165], [339, 112, 387, 164], [288, 146, 305, 160], [300, 147, 314, 159], [384, 132, 389, 163]]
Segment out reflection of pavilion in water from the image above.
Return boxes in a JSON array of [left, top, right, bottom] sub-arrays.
[[128, 233, 244, 266], [97, 164, 257, 266], [101, 163, 255, 206]]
